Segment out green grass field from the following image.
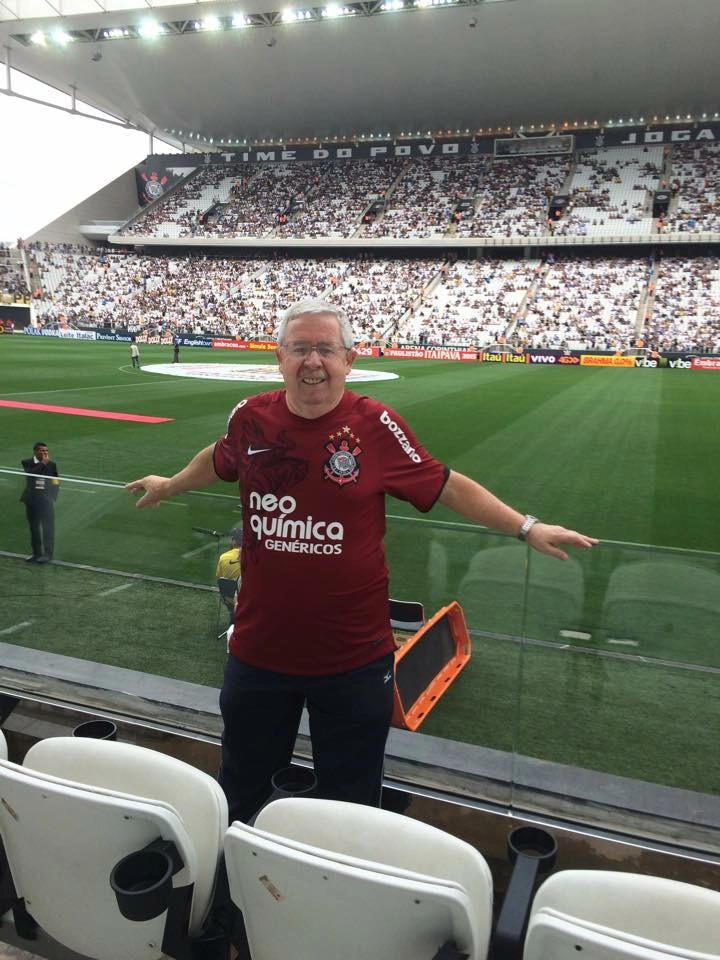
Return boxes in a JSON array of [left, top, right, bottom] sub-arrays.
[[1, 336, 719, 793]]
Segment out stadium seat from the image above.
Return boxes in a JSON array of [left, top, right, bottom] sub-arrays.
[[601, 560, 720, 652], [217, 576, 239, 613], [0, 736, 227, 960], [523, 869, 720, 960], [224, 796, 494, 960], [457, 543, 584, 640], [389, 597, 425, 632]]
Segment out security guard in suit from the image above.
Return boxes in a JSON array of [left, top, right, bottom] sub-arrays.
[[20, 442, 59, 563]]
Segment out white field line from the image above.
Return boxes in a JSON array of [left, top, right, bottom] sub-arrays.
[[0, 621, 32, 636], [559, 630, 592, 641], [2, 379, 176, 398], [182, 543, 218, 559], [0, 468, 238, 502], [96, 582, 136, 598]]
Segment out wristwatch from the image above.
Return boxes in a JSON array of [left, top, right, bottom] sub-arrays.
[[517, 515, 539, 541]]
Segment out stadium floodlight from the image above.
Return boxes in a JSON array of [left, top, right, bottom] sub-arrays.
[[381, 0, 405, 9], [30, 31, 46, 45], [232, 13, 250, 27], [323, 4, 344, 16], [282, 8, 313, 20], [50, 29, 73, 45], [201, 16, 223, 31], [138, 21, 163, 40]]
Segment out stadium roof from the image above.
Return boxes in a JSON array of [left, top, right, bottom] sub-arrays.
[[1, 0, 719, 149]]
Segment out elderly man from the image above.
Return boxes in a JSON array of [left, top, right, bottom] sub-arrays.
[[128, 298, 596, 822]]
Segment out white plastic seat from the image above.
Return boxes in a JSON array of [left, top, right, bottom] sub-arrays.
[[224, 796, 493, 960], [389, 598, 425, 632], [0, 736, 227, 960], [457, 543, 584, 639], [601, 561, 720, 652], [524, 870, 720, 960]]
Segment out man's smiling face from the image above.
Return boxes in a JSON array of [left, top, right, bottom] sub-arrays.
[[276, 311, 355, 419]]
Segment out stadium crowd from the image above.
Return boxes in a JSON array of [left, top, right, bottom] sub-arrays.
[[555, 147, 662, 237], [6, 143, 718, 353], [1, 242, 31, 303], [22, 243, 720, 353], [645, 254, 720, 352], [114, 143, 720, 241], [662, 143, 720, 234]]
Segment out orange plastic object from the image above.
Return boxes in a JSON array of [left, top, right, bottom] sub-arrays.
[[391, 601, 471, 731]]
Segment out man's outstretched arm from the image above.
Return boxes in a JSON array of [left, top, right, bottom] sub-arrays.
[[438, 469, 598, 561], [126, 443, 218, 508]]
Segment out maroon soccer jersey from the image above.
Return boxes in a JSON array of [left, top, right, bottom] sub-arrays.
[[213, 389, 448, 674]]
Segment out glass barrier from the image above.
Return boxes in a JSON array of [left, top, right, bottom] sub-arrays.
[[512, 540, 720, 784], [0, 471, 233, 689], [1, 470, 718, 848]]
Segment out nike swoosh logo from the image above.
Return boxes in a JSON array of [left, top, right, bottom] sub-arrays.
[[247, 446, 271, 456]]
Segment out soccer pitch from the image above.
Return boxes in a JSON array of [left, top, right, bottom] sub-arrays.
[[1, 337, 719, 793], [3, 336, 719, 549]]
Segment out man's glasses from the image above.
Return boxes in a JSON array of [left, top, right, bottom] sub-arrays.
[[282, 342, 350, 359]]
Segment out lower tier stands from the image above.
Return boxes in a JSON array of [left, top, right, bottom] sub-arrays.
[[25, 246, 720, 353]]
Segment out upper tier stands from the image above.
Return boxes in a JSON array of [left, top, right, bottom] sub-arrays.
[[115, 144, 720, 242], [275, 159, 407, 239], [455, 157, 567, 238], [555, 147, 662, 237], [662, 143, 720, 234], [363, 156, 489, 238]]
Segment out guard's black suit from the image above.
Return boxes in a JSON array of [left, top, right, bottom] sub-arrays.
[[20, 457, 59, 560]]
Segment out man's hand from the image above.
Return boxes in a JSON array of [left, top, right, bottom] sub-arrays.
[[126, 445, 219, 510], [526, 523, 598, 561], [125, 475, 173, 508]]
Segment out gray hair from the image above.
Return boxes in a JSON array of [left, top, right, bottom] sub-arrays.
[[276, 298, 354, 349]]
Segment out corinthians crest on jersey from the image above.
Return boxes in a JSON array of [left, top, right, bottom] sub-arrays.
[[323, 426, 362, 486]]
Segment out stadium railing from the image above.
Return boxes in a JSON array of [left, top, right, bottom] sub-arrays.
[[0, 474, 718, 856]]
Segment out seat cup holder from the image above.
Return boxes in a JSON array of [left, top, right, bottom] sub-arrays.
[[493, 826, 559, 960], [72, 719, 118, 741], [507, 825, 558, 870], [110, 848, 174, 922], [248, 765, 317, 825], [269, 765, 317, 799]]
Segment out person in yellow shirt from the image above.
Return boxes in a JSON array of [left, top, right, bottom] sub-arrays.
[[216, 528, 242, 625]]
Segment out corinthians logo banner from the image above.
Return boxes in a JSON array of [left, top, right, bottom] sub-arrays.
[[135, 162, 185, 206]]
